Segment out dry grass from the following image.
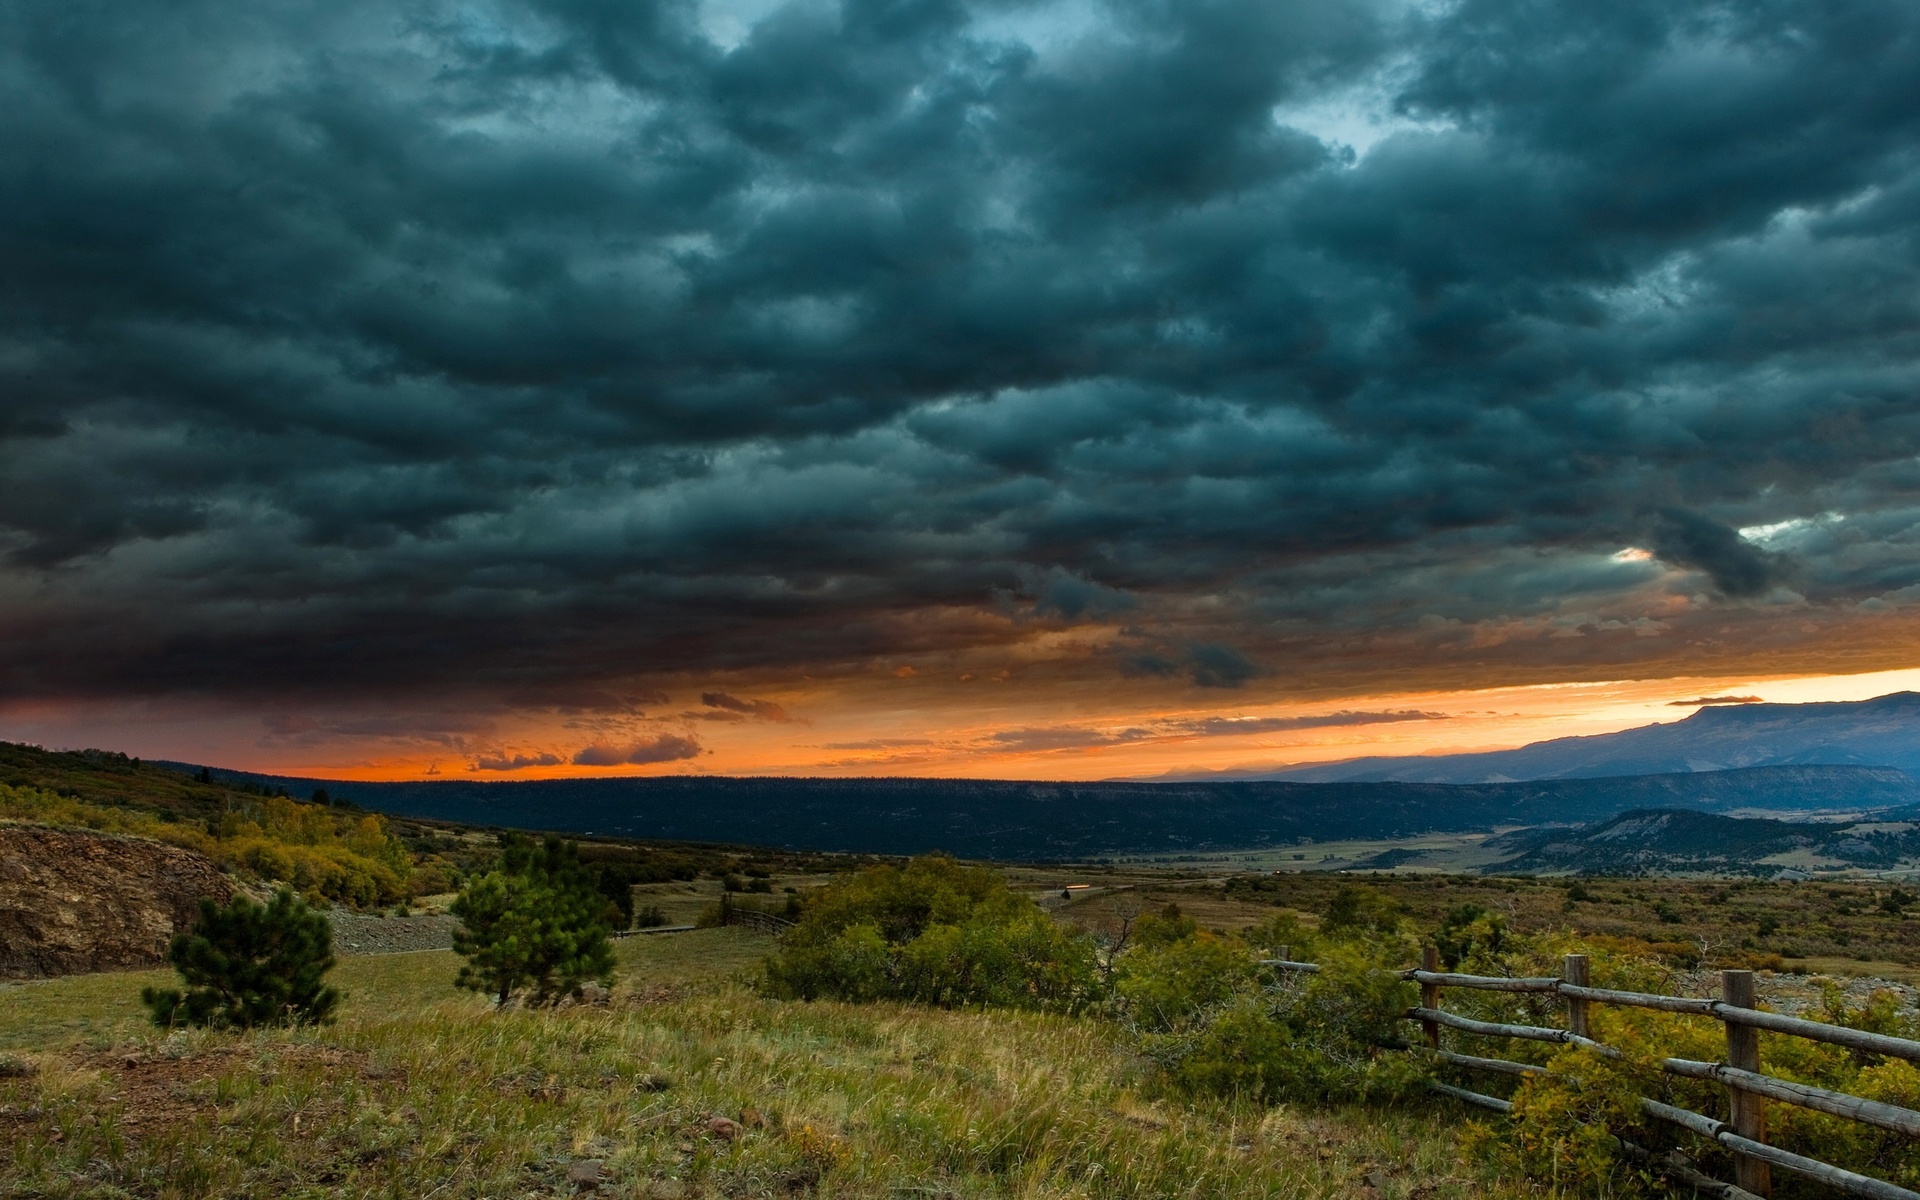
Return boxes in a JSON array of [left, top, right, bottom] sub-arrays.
[[1054, 873, 1920, 972], [0, 930, 1538, 1199]]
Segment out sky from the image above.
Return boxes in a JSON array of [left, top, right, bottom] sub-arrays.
[[5, 0, 1920, 781]]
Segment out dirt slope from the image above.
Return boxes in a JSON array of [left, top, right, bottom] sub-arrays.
[[0, 825, 234, 978]]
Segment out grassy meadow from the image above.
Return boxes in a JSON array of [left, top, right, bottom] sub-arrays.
[[0, 927, 1542, 1200], [1032, 868, 1920, 977]]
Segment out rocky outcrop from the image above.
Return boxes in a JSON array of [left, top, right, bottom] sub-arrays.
[[0, 824, 234, 978]]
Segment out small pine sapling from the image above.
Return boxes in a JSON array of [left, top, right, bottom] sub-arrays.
[[451, 835, 616, 1006], [142, 890, 339, 1029]]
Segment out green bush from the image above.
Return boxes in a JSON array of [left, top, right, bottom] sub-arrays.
[[1150, 941, 1424, 1104], [1433, 903, 1507, 968], [763, 856, 1100, 1012], [1129, 902, 1198, 949], [1114, 932, 1257, 1032], [1321, 883, 1403, 936], [141, 890, 339, 1029], [451, 835, 616, 1006]]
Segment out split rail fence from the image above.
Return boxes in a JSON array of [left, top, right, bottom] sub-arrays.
[[1265, 949, 1920, 1200]]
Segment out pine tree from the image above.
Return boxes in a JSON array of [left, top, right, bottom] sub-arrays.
[[142, 890, 339, 1028], [451, 835, 616, 1006]]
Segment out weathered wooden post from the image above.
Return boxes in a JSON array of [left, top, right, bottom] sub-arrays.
[[1722, 969, 1771, 1197], [1421, 945, 1441, 1049], [1562, 953, 1589, 1039]]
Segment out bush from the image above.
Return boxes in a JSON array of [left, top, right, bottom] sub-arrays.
[[1322, 883, 1402, 936], [1150, 941, 1424, 1104], [451, 835, 616, 1006], [1434, 903, 1507, 968], [1130, 903, 1198, 949], [141, 890, 339, 1029], [763, 856, 1100, 1012], [1114, 932, 1257, 1032]]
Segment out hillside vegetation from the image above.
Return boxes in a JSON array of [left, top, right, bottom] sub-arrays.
[[0, 925, 1546, 1200], [5, 741, 1918, 1197], [0, 779, 418, 907], [0, 741, 869, 915]]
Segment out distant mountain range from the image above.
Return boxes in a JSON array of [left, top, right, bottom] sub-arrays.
[[1168, 691, 1920, 784], [1486, 806, 1920, 877], [171, 763, 1920, 861]]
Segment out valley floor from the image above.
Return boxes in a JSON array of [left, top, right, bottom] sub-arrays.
[[0, 930, 1533, 1200]]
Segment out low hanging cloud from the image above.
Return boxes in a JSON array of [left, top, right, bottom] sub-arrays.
[[987, 726, 1156, 753], [1667, 695, 1764, 707], [1121, 642, 1268, 689], [1168, 711, 1448, 736], [1647, 510, 1789, 599], [470, 751, 565, 772], [1004, 566, 1139, 623], [699, 693, 797, 723], [571, 735, 704, 767], [985, 709, 1446, 753]]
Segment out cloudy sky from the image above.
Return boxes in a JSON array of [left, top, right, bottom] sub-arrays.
[[5, 0, 1920, 779]]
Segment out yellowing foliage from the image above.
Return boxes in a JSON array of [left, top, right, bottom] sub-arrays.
[[0, 781, 411, 907]]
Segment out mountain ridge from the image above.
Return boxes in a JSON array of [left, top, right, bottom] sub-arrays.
[[1151, 691, 1920, 784]]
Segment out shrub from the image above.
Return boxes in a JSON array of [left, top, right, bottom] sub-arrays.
[[1114, 932, 1258, 1032], [451, 835, 616, 1006], [1130, 902, 1198, 949], [763, 856, 1100, 1012], [1151, 941, 1424, 1104], [141, 890, 339, 1029], [1434, 903, 1507, 968], [1321, 883, 1403, 935]]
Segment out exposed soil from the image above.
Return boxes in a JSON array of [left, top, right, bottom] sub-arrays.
[[0, 825, 234, 978], [326, 909, 459, 955]]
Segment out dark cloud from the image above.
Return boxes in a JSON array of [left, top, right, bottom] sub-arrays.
[[984, 708, 1441, 752], [700, 692, 796, 722], [987, 726, 1154, 753], [470, 751, 565, 771], [2, 0, 1919, 715], [1003, 565, 1138, 622], [1647, 509, 1787, 597], [571, 735, 705, 766]]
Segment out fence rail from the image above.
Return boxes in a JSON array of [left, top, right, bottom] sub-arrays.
[[718, 904, 796, 935], [1265, 950, 1920, 1200]]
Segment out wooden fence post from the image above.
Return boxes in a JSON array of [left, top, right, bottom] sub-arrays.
[[1563, 954, 1589, 1039], [1722, 969, 1771, 1198], [1421, 945, 1441, 1049]]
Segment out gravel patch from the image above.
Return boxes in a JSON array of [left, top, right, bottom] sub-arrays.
[[327, 910, 459, 956]]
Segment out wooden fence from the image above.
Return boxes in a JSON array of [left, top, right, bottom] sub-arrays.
[[717, 901, 795, 935], [1266, 949, 1920, 1200]]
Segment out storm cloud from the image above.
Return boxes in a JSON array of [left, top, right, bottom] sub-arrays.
[[5, 0, 1920, 733]]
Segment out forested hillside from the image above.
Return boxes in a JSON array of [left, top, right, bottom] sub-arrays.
[[181, 763, 1920, 859]]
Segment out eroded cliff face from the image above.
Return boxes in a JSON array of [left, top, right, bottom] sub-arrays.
[[0, 825, 234, 978]]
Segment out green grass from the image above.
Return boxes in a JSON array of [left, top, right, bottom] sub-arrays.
[[0, 929, 770, 1052], [0, 931, 1530, 1199]]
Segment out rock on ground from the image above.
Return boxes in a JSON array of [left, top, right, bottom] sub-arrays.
[[0, 825, 234, 978]]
